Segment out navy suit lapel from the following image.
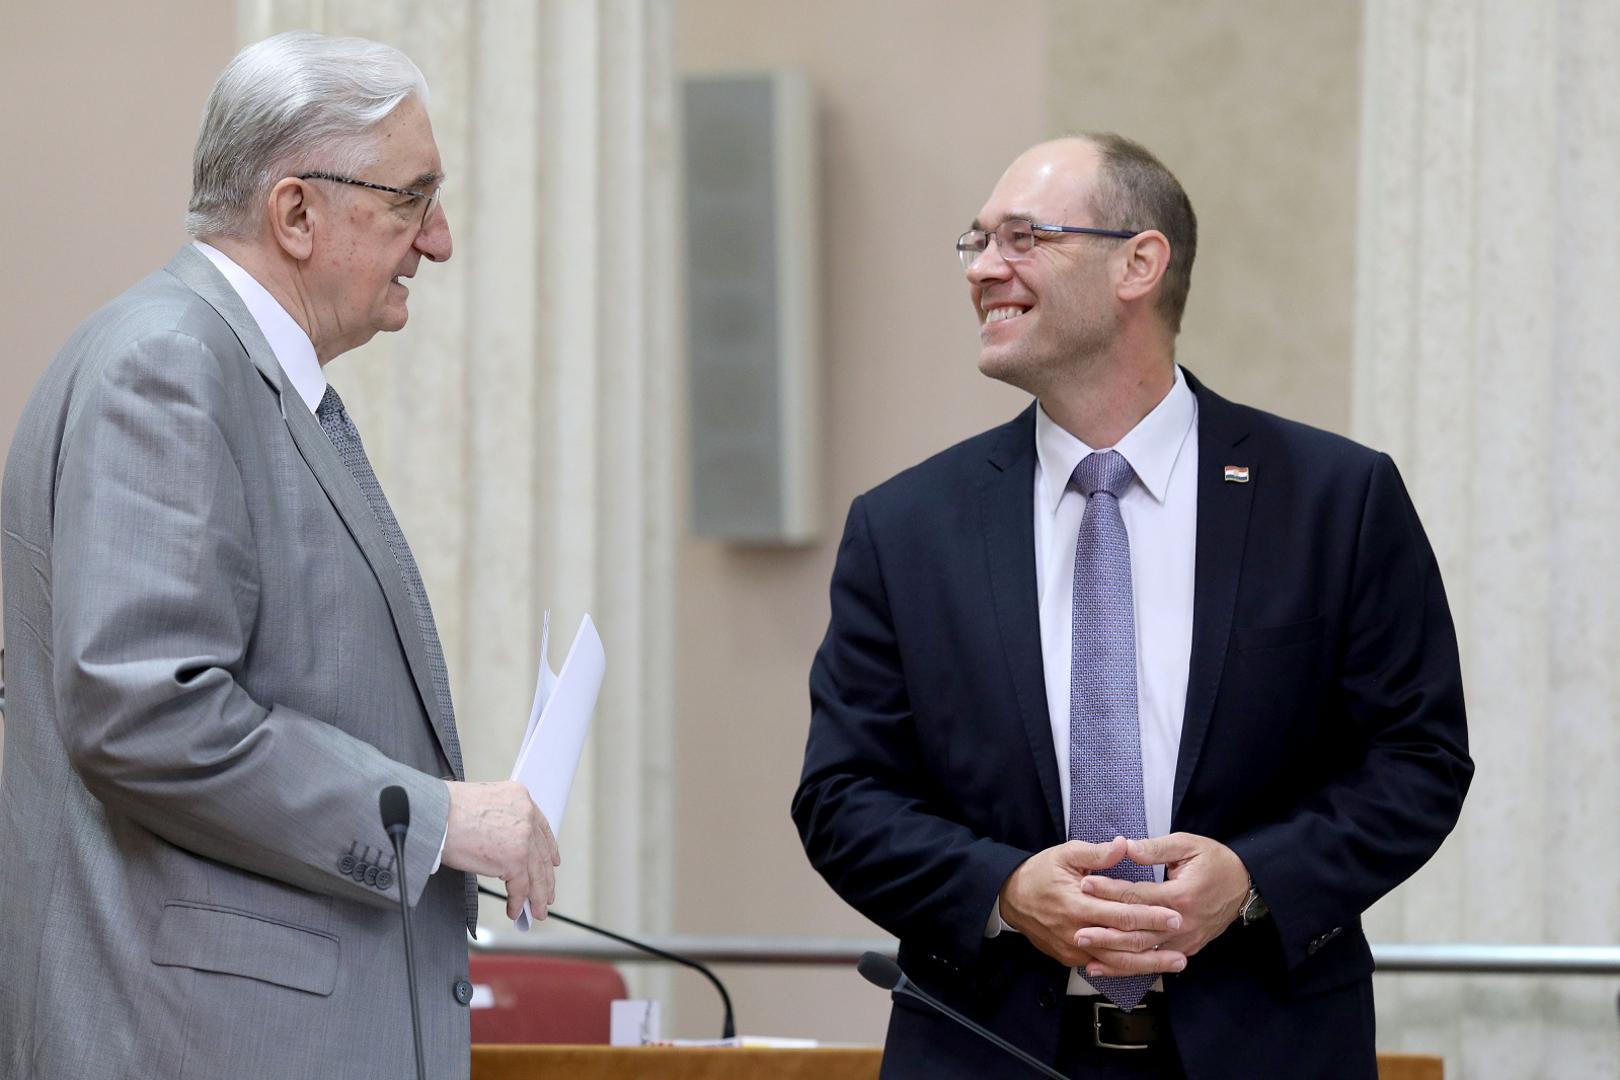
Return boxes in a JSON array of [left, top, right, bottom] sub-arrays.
[[981, 406, 1066, 840], [166, 246, 462, 777], [1172, 371, 1256, 823]]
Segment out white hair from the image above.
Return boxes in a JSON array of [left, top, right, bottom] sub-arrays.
[[186, 31, 429, 240]]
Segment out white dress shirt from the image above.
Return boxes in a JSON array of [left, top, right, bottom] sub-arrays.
[[990, 365, 1199, 994], [194, 241, 450, 869]]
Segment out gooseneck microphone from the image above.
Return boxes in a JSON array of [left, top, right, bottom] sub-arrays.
[[380, 786, 428, 1080], [856, 952, 1067, 1080], [476, 883, 736, 1040]]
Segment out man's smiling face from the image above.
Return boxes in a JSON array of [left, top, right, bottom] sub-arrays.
[[965, 139, 1125, 395]]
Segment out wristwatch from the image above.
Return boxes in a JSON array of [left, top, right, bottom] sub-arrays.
[[1239, 879, 1269, 926]]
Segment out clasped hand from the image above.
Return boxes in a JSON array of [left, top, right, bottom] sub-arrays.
[[997, 833, 1249, 979]]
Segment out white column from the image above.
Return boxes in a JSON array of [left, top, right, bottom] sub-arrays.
[[1354, 2, 1620, 1075], [240, 1, 679, 946]]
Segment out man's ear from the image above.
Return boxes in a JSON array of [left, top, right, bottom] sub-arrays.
[[268, 178, 315, 261], [1116, 229, 1170, 306]]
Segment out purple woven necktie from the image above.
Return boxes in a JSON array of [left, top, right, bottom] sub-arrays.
[[1068, 450, 1154, 1009], [317, 386, 479, 934]]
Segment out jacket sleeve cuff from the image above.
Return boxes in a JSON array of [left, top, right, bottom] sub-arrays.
[[393, 770, 451, 908]]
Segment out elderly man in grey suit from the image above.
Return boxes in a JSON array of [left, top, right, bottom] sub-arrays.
[[0, 32, 558, 1080]]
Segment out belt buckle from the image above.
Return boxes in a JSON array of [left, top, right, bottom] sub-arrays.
[[1092, 1000, 1150, 1051]]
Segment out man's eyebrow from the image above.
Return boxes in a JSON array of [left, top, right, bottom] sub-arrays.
[[410, 170, 444, 191], [968, 213, 1036, 231]]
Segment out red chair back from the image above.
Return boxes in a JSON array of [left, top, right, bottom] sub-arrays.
[[468, 953, 629, 1044]]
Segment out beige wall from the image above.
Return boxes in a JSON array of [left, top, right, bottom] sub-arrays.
[[0, 2, 238, 644], [672, 0, 1043, 1042], [1046, 1, 1362, 434]]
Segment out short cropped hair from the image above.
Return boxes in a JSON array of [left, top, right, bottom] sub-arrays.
[[186, 31, 428, 240], [1084, 133, 1198, 334]]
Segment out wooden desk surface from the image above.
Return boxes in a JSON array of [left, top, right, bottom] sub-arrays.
[[473, 1045, 880, 1080], [473, 1045, 1442, 1079]]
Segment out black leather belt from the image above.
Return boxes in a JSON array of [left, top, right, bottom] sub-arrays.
[[1062, 992, 1169, 1050]]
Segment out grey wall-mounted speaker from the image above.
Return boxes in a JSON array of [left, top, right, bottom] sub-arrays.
[[682, 71, 819, 544]]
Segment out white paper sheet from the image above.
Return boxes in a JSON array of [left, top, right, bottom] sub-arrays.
[[509, 611, 605, 929]]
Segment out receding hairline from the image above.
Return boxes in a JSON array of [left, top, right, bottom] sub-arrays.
[[985, 137, 1106, 197], [1003, 136, 1104, 179]]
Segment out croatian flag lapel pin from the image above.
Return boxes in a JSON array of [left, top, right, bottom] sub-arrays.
[[1223, 465, 1250, 483]]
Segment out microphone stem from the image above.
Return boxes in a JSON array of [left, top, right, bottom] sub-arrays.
[[391, 831, 428, 1080], [893, 980, 1066, 1080], [548, 910, 737, 1041], [477, 883, 737, 1040]]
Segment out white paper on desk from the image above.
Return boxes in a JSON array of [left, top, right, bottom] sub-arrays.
[[509, 611, 604, 930], [653, 1036, 821, 1048]]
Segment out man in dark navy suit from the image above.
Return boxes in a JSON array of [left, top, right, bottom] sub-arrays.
[[793, 134, 1471, 1078]]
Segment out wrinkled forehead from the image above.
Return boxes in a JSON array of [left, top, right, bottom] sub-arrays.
[[974, 142, 1099, 229], [369, 96, 445, 187]]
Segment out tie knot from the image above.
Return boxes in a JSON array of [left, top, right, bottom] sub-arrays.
[[1072, 450, 1135, 499], [316, 384, 345, 423]]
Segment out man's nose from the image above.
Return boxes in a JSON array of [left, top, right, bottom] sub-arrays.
[[416, 204, 452, 263], [965, 239, 1011, 285]]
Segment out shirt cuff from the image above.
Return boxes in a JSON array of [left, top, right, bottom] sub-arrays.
[[985, 898, 1020, 938], [431, 780, 449, 873]]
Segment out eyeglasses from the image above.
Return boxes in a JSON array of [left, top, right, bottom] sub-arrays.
[[956, 218, 1137, 269], [298, 171, 442, 229]]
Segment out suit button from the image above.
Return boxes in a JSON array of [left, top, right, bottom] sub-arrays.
[[1306, 940, 1321, 956], [453, 978, 475, 1006], [1038, 987, 1060, 1009]]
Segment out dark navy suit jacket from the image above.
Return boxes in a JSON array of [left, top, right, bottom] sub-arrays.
[[792, 371, 1472, 1079]]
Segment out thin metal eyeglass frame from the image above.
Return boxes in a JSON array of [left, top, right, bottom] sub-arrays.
[[956, 219, 1138, 269], [298, 171, 441, 228]]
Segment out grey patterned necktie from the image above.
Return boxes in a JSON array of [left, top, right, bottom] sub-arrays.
[[1068, 450, 1154, 1009], [316, 385, 477, 932]]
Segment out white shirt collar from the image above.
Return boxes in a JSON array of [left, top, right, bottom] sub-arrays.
[[193, 241, 326, 414], [1034, 364, 1198, 514]]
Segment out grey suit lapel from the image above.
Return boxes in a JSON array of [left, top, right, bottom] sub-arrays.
[[166, 245, 287, 403], [981, 406, 1066, 841], [165, 246, 463, 777], [280, 396, 463, 778]]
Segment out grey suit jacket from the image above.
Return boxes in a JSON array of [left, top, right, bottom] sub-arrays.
[[1, 246, 475, 1080]]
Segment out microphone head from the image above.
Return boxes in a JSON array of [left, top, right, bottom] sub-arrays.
[[379, 785, 411, 833], [857, 951, 903, 991]]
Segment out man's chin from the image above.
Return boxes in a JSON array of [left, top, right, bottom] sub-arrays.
[[978, 347, 1037, 392]]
